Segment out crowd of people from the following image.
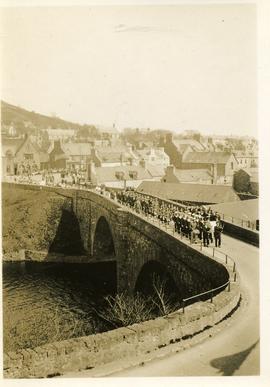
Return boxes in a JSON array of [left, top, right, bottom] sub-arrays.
[[8, 172, 224, 247], [115, 189, 224, 248], [10, 168, 87, 188]]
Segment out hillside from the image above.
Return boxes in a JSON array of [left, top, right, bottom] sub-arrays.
[[1, 100, 87, 132]]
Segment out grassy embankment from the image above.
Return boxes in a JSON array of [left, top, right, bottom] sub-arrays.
[[2, 185, 67, 259]]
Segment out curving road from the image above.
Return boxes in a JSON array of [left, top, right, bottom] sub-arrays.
[[107, 234, 259, 377]]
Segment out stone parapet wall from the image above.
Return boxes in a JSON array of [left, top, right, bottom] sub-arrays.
[[4, 279, 240, 378], [223, 221, 259, 247]]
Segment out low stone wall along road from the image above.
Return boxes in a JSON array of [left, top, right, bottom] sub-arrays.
[[95, 234, 259, 377]]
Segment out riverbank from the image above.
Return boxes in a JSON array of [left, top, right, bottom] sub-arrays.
[[2, 184, 84, 260]]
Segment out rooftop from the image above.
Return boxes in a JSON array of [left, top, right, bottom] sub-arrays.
[[173, 168, 212, 182], [211, 199, 258, 221], [137, 181, 240, 204], [183, 151, 234, 164], [94, 165, 152, 183]]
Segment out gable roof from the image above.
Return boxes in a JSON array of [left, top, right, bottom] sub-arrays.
[[183, 151, 234, 164], [96, 146, 135, 163], [135, 147, 168, 158], [136, 181, 240, 204], [95, 165, 152, 183], [173, 139, 205, 152], [1, 137, 24, 156], [173, 168, 212, 182], [146, 165, 165, 178]]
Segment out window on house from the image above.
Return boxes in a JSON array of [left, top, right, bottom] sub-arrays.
[[24, 154, 33, 160], [115, 171, 124, 180], [129, 171, 138, 179]]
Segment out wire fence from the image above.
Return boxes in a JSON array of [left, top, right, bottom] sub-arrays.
[[220, 213, 258, 231]]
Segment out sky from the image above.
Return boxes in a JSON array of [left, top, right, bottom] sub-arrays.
[[1, 4, 257, 136]]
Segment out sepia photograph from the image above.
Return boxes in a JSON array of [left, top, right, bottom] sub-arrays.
[[0, 0, 268, 383]]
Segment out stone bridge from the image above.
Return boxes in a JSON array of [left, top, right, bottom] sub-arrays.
[[12, 185, 232, 298], [6, 184, 229, 299]]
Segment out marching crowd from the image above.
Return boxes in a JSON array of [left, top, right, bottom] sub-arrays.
[[8, 172, 224, 247], [115, 189, 224, 248]]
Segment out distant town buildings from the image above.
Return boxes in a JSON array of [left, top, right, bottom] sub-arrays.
[[1, 101, 259, 199], [1, 135, 49, 176], [161, 133, 238, 184], [42, 128, 76, 141], [161, 165, 212, 185]]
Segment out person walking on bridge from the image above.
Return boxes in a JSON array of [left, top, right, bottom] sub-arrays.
[[214, 220, 223, 247]]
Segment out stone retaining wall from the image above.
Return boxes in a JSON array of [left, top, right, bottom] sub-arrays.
[[4, 278, 240, 378]]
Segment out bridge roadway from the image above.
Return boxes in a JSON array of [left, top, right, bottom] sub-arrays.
[[59, 191, 259, 377]]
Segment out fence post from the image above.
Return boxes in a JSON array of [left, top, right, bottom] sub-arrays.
[[234, 272, 237, 282], [233, 262, 236, 272], [210, 291, 213, 303], [200, 242, 203, 251], [232, 216, 234, 224], [213, 247, 215, 257], [225, 254, 228, 264], [228, 282, 231, 292], [182, 300, 185, 314], [241, 219, 243, 227]]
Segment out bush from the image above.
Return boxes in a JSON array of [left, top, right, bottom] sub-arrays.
[[95, 275, 179, 328], [94, 293, 156, 328]]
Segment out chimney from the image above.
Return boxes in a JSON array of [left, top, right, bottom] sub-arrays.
[[87, 161, 97, 183], [211, 163, 218, 184], [166, 164, 175, 175], [139, 159, 146, 169]]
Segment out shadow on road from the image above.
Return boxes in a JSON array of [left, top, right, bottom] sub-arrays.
[[210, 340, 259, 376]]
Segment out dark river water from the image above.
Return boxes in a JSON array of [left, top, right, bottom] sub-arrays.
[[3, 261, 117, 353]]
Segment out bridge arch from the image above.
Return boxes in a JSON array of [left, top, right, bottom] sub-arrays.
[[93, 216, 115, 258], [134, 260, 179, 298]]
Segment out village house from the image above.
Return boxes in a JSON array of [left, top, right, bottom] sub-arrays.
[[161, 165, 213, 184], [90, 146, 137, 167], [42, 128, 76, 142], [160, 133, 206, 168], [134, 147, 170, 169], [49, 140, 68, 169], [1, 135, 49, 177], [137, 181, 240, 206], [181, 151, 238, 184], [96, 125, 120, 142], [62, 142, 93, 171], [233, 150, 258, 169], [87, 163, 153, 189], [145, 164, 167, 181]]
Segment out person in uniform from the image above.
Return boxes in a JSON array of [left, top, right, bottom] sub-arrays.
[[214, 221, 223, 247], [202, 220, 210, 247]]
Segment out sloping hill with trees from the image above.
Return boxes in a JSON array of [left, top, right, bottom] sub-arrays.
[[1, 100, 98, 137]]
